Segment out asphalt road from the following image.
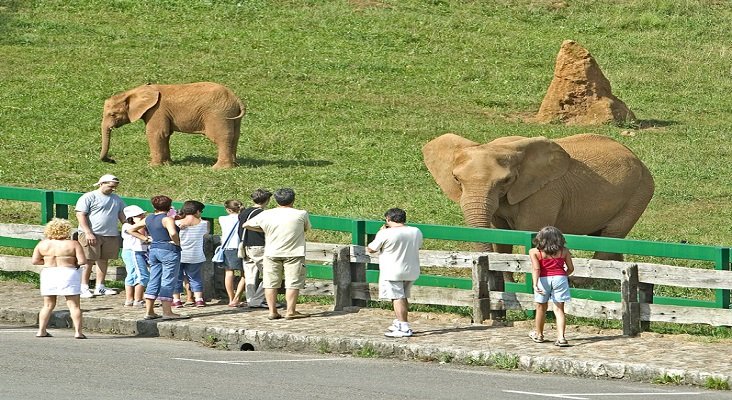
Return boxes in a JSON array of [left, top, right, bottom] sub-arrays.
[[0, 323, 728, 400]]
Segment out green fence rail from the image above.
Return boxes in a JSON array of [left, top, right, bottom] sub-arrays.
[[0, 185, 729, 310]]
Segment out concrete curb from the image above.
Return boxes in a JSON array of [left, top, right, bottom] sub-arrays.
[[1, 306, 728, 388]]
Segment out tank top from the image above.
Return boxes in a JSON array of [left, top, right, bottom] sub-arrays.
[[146, 213, 180, 249], [538, 250, 567, 277]]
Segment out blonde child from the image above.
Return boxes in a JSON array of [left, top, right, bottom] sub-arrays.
[[529, 226, 574, 347]]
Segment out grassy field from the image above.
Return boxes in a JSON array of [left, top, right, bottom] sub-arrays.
[[1, 0, 732, 250]]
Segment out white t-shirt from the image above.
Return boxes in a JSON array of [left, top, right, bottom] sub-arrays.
[[121, 222, 148, 252], [367, 226, 423, 281], [218, 214, 241, 250], [243, 207, 310, 257], [177, 220, 208, 264]]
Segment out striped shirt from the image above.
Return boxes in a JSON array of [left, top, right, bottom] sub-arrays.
[[177, 220, 208, 264]]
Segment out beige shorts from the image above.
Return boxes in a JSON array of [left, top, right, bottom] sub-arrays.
[[78, 233, 120, 261], [263, 256, 306, 289], [379, 280, 413, 300]]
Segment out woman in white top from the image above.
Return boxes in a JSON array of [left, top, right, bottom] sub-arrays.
[[173, 201, 209, 308], [219, 199, 244, 307]]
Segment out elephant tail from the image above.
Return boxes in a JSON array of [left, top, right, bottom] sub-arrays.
[[226, 98, 247, 120]]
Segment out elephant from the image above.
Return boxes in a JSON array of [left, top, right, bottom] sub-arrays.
[[422, 133, 654, 265], [100, 82, 246, 169]]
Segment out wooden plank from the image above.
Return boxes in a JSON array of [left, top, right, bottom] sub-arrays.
[[621, 264, 641, 336], [332, 246, 352, 310], [637, 263, 732, 289], [642, 303, 732, 326], [351, 282, 472, 307], [0, 255, 42, 274]]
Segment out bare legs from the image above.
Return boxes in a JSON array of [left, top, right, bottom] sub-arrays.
[[37, 296, 57, 337], [393, 298, 409, 323], [82, 260, 109, 289], [534, 302, 566, 340], [265, 288, 299, 317], [37, 295, 83, 338], [225, 270, 237, 304], [534, 302, 548, 336]]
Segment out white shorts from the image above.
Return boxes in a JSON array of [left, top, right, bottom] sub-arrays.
[[534, 275, 571, 304], [379, 280, 413, 300], [40, 267, 82, 296]]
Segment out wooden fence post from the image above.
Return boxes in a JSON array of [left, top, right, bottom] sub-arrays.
[[621, 264, 641, 337], [332, 246, 352, 311], [473, 255, 503, 323], [639, 281, 654, 332]]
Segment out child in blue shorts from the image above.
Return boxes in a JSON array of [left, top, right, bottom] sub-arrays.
[[529, 226, 575, 347], [121, 205, 150, 307]]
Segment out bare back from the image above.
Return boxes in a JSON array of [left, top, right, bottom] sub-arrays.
[[32, 239, 86, 268]]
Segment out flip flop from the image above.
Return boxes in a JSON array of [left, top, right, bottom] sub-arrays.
[[228, 302, 246, 308], [267, 313, 283, 320], [75, 334, 87, 339], [162, 314, 191, 320], [35, 332, 53, 338], [285, 311, 310, 320], [144, 314, 162, 320]]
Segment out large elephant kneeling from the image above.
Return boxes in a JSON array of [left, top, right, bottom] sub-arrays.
[[100, 82, 246, 169], [422, 133, 654, 261]]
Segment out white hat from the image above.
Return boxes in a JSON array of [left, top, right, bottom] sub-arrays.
[[94, 174, 120, 186], [123, 205, 146, 219]]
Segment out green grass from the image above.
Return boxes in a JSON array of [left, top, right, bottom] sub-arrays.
[[704, 376, 730, 391], [1, 0, 732, 246]]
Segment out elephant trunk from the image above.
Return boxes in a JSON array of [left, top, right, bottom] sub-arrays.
[[461, 195, 497, 252], [100, 124, 115, 163]]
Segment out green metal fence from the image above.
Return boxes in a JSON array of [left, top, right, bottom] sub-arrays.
[[0, 185, 729, 310]]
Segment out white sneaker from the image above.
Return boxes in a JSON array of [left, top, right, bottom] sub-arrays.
[[93, 287, 118, 296], [387, 319, 400, 332], [80, 288, 94, 298], [384, 329, 413, 338]]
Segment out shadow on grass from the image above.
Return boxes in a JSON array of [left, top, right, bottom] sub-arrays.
[[177, 155, 333, 168], [637, 119, 680, 129]]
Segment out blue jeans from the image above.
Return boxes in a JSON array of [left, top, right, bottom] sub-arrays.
[[177, 262, 204, 293], [145, 244, 181, 303], [121, 249, 150, 287]]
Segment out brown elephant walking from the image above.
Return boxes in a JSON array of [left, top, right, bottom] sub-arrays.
[[423, 133, 655, 262], [100, 82, 246, 169]]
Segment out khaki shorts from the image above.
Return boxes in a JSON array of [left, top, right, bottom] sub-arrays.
[[263, 256, 306, 289], [78, 233, 120, 261], [379, 280, 413, 300]]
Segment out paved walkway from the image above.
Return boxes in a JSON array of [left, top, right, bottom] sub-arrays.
[[1, 281, 730, 387]]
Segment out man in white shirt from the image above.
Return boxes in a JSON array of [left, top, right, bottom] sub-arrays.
[[75, 174, 126, 298], [367, 208, 423, 337], [243, 188, 311, 321]]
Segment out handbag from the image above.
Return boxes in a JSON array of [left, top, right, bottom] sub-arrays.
[[213, 222, 238, 264]]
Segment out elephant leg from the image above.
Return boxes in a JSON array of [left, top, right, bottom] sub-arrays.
[[207, 119, 239, 169], [146, 128, 173, 166]]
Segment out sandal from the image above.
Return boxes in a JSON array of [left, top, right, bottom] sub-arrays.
[[35, 332, 53, 338], [554, 338, 570, 347], [285, 311, 311, 320], [267, 313, 283, 320], [529, 331, 544, 343], [144, 314, 161, 320], [75, 334, 87, 339], [228, 301, 246, 308]]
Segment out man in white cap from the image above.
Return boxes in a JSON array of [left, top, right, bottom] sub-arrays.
[[75, 174, 126, 297]]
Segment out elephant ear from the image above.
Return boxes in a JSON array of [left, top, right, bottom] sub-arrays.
[[127, 86, 160, 122], [505, 136, 571, 205], [422, 133, 479, 202]]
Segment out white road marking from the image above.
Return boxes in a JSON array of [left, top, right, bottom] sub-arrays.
[[173, 357, 347, 365], [0, 329, 39, 333], [503, 390, 706, 399]]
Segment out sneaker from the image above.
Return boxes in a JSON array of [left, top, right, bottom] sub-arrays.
[[93, 287, 118, 296], [133, 300, 146, 308], [172, 300, 184, 308], [387, 319, 400, 332], [123, 300, 134, 307], [384, 329, 413, 338], [529, 331, 545, 343], [80, 288, 94, 298], [195, 300, 206, 308]]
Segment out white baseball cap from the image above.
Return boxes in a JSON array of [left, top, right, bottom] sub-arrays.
[[94, 174, 120, 186], [123, 205, 146, 219]]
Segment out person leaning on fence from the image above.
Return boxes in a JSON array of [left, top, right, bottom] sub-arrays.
[[75, 174, 126, 298], [31, 218, 87, 339], [529, 226, 575, 347], [218, 199, 244, 307], [242, 188, 311, 320], [121, 205, 150, 308], [366, 208, 423, 338], [173, 200, 209, 308], [232, 189, 272, 309]]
